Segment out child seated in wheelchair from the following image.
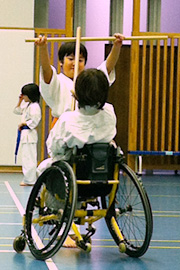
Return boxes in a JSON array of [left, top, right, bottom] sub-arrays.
[[37, 68, 117, 247], [37, 68, 117, 175]]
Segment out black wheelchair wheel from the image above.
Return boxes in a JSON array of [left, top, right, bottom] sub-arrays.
[[25, 161, 77, 260], [102, 163, 153, 258]]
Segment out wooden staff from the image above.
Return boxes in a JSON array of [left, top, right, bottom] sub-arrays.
[[71, 26, 81, 111], [25, 35, 168, 43]]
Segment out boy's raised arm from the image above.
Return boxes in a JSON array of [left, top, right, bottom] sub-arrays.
[[35, 35, 53, 84], [106, 33, 125, 74]]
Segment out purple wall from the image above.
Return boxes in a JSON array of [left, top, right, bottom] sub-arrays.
[[140, 0, 148, 32], [85, 0, 110, 68], [161, 0, 180, 33], [49, 0, 66, 29]]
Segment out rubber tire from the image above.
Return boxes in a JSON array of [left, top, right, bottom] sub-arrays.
[[102, 162, 153, 258], [25, 161, 77, 260]]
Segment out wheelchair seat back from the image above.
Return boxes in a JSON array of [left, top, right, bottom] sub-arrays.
[[74, 143, 116, 200]]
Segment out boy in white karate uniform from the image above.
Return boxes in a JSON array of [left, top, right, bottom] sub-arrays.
[[35, 33, 124, 127]]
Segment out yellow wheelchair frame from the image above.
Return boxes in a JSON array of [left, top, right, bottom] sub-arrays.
[[13, 143, 153, 260]]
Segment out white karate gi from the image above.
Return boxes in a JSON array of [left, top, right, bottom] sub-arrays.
[[40, 61, 115, 117], [14, 101, 41, 184], [37, 103, 116, 175]]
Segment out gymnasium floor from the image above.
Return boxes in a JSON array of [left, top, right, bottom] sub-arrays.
[[0, 172, 180, 270]]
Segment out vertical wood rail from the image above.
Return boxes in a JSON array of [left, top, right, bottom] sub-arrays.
[[57, 42, 62, 74], [134, 42, 140, 142], [175, 38, 180, 151], [132, 0, 140, 35], [168, 38, 174, 150], [161, 39, 168, 150], [154, 40, 160, 150], [50, 33, 54, 66], [140, 40, 147, 150], [65, 0, 73, 37], [48, 108, 52, 133], [147, 40, 153, 150], [131, 40, 139, 149], [128, 40, 139, 169], [128, 42, 135, 168]]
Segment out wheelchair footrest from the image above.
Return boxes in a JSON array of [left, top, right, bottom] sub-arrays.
[[76, 225, 95, 253], [84, 225, 96, 240]]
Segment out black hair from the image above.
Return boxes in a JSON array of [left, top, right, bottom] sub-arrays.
[[75, 69, 109, 109], [58, 42, 88, 64], [21, 83, 40, 103]]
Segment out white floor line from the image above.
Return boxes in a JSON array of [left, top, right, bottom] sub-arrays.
[[0, 223, 22, 225], [0, 250, 30, 253], [4, 181, 59, 270]]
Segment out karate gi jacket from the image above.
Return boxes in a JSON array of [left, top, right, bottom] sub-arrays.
[[40, 61, 115, 118]]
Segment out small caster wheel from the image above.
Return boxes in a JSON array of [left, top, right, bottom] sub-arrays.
[[76, 240, 92, 253], [119, 242, 126, 253], [85, 243, 91, 253], [13, 236, 26, 253]]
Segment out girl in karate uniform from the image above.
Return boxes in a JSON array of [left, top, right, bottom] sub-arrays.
[[14, 83, 41, 186]]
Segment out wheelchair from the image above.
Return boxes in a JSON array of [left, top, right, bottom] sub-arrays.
[[13, 143, 153, 261]]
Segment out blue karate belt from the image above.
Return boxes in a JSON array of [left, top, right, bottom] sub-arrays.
[[15, 125, 30, 164]]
